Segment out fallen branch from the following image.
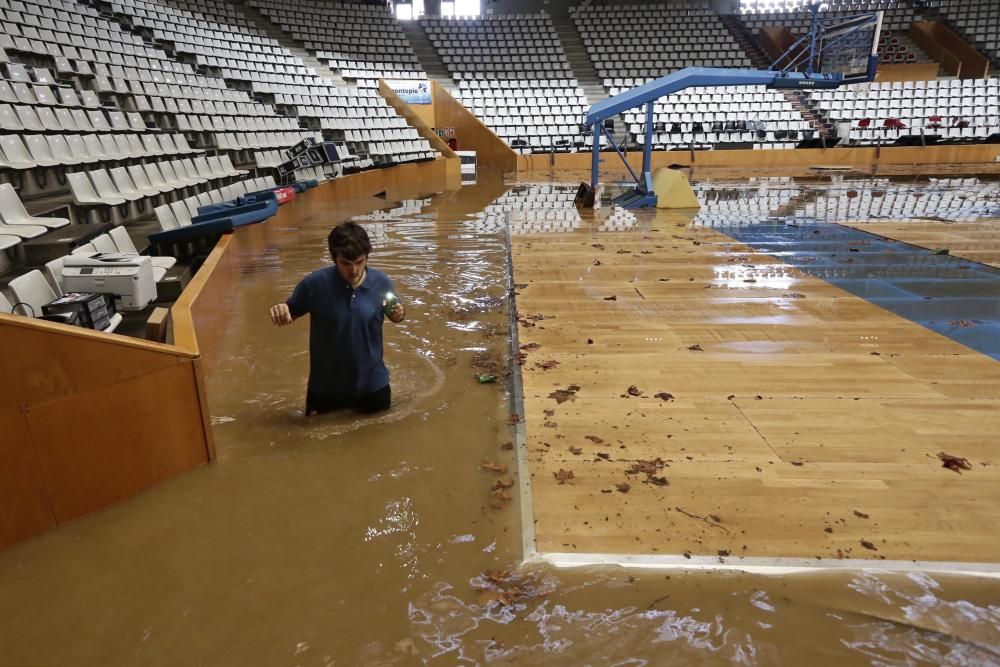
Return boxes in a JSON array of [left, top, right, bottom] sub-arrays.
[[675, 506, 730, 533]]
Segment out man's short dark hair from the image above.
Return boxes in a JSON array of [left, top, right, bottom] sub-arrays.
[[328, 222, 372, 260]]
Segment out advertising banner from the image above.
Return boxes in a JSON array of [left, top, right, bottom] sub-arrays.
[[387, 79, 432, 104]]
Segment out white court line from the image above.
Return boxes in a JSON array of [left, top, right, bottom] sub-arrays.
[[530, 551, 1000, 579], [504, 217, 539, 562]]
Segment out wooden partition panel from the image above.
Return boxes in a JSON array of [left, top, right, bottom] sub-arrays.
[[876, 63, 941, 82], [0, 316, 213, 549], [524, 144, 1000, 174], [911, 22, 990, 78], [172, 233, 238, 370], [759, 27, 801, 69], [0, 410, 55, 548], [432, 81, 518, 175], [927, 22, 990, 78], [378, 80, 448, 153]]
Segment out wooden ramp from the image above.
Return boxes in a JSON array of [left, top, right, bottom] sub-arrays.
[[509, 206, 1000, 575]]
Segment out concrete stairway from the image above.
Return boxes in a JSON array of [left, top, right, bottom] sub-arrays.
[[552, 15, 607, 105], [550, 16, 631, 148], [401, 21, 457, 96], [720, 13, 832, 139], [232, 0, 347, 86]]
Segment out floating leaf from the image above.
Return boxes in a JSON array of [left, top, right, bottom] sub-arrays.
[[481, 461, 508, 474], [615, 482, 631, 493], [687, 344, 704, 351], [627, 385, 643, 396], [653, 392, 674, 401], [477, 590, 513, 607], [493, 475, 514, 490]]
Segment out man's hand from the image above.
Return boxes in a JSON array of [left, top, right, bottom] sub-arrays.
[[388, 302, 405, 324], [270, 303, 295, 326]]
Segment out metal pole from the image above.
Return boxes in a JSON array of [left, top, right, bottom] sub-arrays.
[[591, 123, 601, 191], [641, 102, 654, 193], [807, 3, 819, 76]]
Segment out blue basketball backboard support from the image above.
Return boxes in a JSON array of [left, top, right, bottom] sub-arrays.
[[585, 68, 845, 207], [583, 6, 881, 208]]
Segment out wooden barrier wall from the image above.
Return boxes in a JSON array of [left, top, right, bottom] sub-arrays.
[[0, 159, 459, 552], [432, 81, 518, 175], [520, 143, 1000, 174], [876, 62, 941, 82], [759, 27, 801, 69], [377, 81, 455, 158], [0, 315, 214, 550], [911, 22, 990, 79]]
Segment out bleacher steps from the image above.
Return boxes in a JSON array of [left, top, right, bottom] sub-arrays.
[[401, 22, 458, 96], [551, 15, 607, 106], [720, 13, 831, 139]]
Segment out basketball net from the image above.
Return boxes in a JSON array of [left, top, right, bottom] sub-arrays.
[[846, 80, 872, 98]]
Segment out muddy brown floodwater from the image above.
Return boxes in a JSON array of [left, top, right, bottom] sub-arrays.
[[0, 176, 999, 665]]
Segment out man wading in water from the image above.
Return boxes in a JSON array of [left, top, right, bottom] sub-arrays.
[[270, 222, 406, 415]]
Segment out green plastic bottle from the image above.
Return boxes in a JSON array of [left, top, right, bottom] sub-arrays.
[[383, 292, 399, 317]]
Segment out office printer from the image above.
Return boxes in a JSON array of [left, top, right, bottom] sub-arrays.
[[62, 253, 157, 310]]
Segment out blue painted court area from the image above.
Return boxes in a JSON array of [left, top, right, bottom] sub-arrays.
[[718, 220, 1000, 361]]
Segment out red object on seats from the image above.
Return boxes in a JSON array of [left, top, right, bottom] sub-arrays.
[[858, 118, 871, 128], [274, 187, 297, 205]]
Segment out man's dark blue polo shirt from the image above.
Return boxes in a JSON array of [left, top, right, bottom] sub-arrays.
[[286, 266, 395, 397]]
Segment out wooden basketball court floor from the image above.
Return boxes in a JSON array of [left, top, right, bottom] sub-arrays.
[[506, 175, 1000, 576]]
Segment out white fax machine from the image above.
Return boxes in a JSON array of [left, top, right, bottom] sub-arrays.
[[62, 253, 157, 310]]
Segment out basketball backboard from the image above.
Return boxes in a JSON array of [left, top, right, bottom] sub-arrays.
[[817, 10, 884, 83]]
